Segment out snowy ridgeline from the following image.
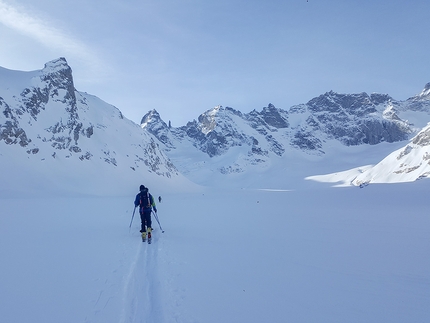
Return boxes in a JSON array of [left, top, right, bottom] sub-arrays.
[[141, 84, 430, 184], [1, 182, 429, 323], [1, 58, 430, 322], [2, 58, 430, 194], [0, 58, 190, 197]]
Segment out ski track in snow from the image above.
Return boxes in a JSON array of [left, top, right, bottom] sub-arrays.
[[2, 189, 429, 323], [120, 230, 163, 323], [120, 237, 142, 323]]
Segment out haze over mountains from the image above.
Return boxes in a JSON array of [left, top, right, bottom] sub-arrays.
[[1, 58, 430, 194]]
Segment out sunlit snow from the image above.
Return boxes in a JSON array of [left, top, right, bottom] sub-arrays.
[[1, 60, 430, 323]]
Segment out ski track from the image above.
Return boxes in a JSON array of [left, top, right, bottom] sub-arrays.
[[120, 230, 163, 323], [119, 237, 142, 323]]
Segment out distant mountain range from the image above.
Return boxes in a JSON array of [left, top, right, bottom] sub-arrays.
[[1, 58, 430, 193], [141, 82, 430, 183]]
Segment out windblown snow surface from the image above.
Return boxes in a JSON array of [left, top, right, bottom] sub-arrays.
[[1, 143, 430, 323]]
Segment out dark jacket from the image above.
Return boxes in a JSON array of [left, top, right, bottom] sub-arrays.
[[134, 188, 157, 212]]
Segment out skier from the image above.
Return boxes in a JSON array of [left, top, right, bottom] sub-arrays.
[[134, 185, 157, 241], [158, 196, 162, 203]]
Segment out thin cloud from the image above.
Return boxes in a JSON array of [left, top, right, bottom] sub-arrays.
[[0, 0, 107, 79]]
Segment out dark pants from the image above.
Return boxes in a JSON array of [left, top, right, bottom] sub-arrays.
[[140, 208, 152, 232]]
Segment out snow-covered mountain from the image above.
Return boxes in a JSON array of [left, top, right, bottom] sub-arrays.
[[141, 86, 430, 184], [0, 58, 190, 196], [2, 58, 430, 191], [2, 59, 430, 323], [352, 122, 430, 185]]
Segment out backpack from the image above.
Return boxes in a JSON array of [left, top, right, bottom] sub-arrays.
[[140, 189, 152, 209]]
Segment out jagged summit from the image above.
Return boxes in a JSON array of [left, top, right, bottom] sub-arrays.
[[415, 82, 430, 100], [403, 82, 430, 112], [3, 58, 430, 189], [42, 57, 70, 74], [140, 109, 175, 149], [40, 57, 75, 95], [141, 109, 163, 126], [306, 91, 392, 115], [141, 86, 430, 181], [0, 58, 182, 195]]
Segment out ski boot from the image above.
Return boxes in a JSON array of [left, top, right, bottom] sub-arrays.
[[141, 230, 147, 242], [147, 227, 152, 244]]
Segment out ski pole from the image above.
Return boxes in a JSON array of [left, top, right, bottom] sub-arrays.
[[152, 210, 164, 233], [129, 206, 137, 228]]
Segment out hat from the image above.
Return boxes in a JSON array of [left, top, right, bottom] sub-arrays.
[[139, 185, 146, 191]]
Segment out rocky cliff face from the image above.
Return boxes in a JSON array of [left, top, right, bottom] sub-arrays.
[[142, 104, 291, 166], [402, 82, 430, 112], [1, 58, 92, 153], [141, 84, 430, 175], [4, 57, 429, 188], [302, 91, 410, 145], [0, 58, 178, 186]]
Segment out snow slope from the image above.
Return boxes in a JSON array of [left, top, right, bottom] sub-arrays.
[[351, 123, 430, 185], [1, 175, 429, 323]]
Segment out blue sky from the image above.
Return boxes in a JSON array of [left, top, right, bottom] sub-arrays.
[[0, 0, 429, 125]]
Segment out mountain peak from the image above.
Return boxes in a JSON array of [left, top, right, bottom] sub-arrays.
[[259, 103, 289, 128], [0, 59, 180, 194], [406, 82, 430, 102], [141, 109, 162, 126], [39, 57, 75, 97], [418, 82, 430, 99], [42, 57, 70, 73]]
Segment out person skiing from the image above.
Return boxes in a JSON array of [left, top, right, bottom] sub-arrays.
[[134, 185, 157, 241]]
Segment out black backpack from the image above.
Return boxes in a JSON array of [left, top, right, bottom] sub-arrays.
[[140, 189, 152, 209]]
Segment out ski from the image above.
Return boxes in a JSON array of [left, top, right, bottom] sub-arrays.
[[140, 231, 152, 243]]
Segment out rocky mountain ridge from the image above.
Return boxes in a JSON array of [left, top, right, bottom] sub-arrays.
[[352, 122, 430, 185], [141, 86, 430, 178], [2, 58, 430, 190], [0, 58, 181, 195]]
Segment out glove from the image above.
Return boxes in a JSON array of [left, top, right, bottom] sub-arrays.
[[153, 207, 157, 213]]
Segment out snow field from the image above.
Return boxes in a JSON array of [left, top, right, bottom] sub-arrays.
[[1, 181, 430, 322]]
